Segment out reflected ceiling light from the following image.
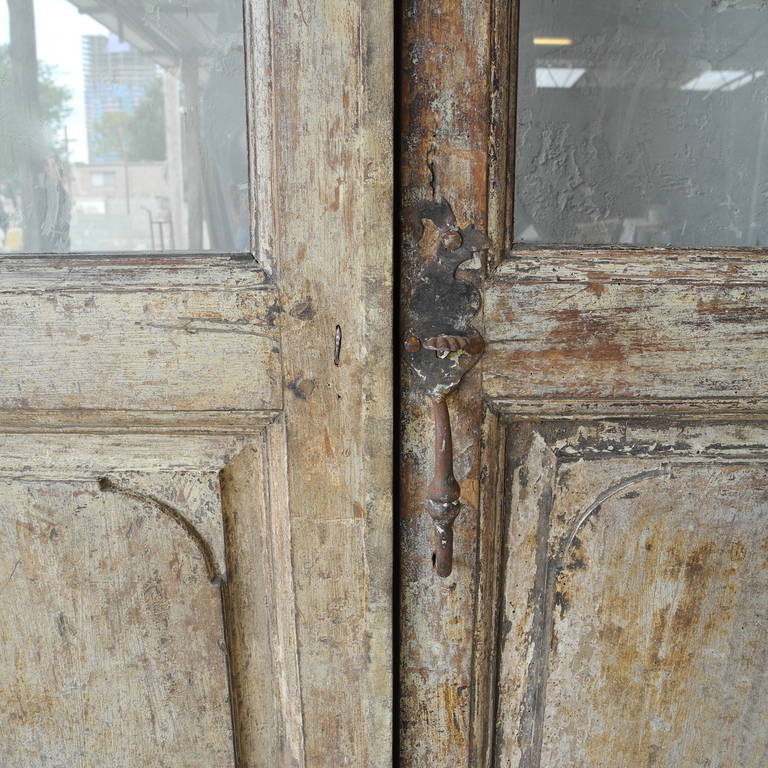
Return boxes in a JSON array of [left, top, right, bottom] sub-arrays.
[[681, 69, 765, 91], [533, 37, 572, 46], [535, 66, 585, 88], [722, 71, 765, 90]]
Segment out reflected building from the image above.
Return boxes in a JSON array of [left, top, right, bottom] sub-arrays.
[[1, 0, 249, 254], [82, 34, 159, 164]]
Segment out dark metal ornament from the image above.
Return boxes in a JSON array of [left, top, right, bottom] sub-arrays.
[[402, 198, 488, 577]]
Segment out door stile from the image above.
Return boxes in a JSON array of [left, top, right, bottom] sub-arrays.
[[398, 0, 500, 765], [268, 1, 394, 765]]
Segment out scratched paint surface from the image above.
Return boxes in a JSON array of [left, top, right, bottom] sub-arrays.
[[495, 424, 768, 768], [0, 480, 234, 767], [484, 251, 768, 403], [399, 0, 492, 763], [544, 463, 768, 767], [0, 282, 281, 412]]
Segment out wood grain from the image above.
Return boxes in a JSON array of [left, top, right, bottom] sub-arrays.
[[0, 261, 281, 412], [493, 421, 768, 768], [399, 0, 495, 764], [221, 425, 304, 768], [0, 478, 234, 767], [485, 252, 768, 404], [269, 0, 394, 764]]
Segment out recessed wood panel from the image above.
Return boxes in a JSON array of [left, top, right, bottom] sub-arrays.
[[493, 422, 768, 768], [0, 479, 234, 767], [544, 464, 768, 767]]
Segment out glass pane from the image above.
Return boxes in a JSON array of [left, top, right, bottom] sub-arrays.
[[0, 0, 249, 254], [514, 0, 768, 248]]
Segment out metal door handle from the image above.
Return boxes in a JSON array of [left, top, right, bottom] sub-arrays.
[[403, 199, 487, 577]]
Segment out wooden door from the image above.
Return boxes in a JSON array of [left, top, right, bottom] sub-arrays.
[[0, 1, 392, 767], [399, 2, 768, 767]]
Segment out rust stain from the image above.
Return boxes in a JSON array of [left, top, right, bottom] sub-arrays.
[[545, 480, 767, 768]]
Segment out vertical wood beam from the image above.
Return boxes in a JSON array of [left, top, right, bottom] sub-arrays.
[[399, 0, 496, 765], [269, 1, 394, 766]]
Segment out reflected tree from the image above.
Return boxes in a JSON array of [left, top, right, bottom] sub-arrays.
[[92, 78, 166, 163], [2, 0, 72, 252]]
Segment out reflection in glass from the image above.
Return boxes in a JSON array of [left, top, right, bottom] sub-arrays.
[[515, 0, 768, 248], [0, 0, 249, 254]]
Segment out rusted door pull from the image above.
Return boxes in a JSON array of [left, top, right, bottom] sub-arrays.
[[403, 199, 488, 577]]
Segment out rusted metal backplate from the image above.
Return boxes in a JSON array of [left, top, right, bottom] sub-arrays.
[[495, 421, 768, 768]]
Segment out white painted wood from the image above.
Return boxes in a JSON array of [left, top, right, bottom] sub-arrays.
[[0, 478, 235, 767], [0, 267, 281, 412]]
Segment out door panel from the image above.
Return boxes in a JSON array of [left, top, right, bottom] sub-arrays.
[[492, 421, 768, 768], [398, 1, 768, 766], [0, 478, 234, 767], [0, 429, 303, 767]]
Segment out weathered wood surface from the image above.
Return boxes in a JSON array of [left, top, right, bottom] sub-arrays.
[[0, 478, 234, 767], [0, 0, 393, 765], [494, 421, 768, 768], [270, 0, 393, 765], [399, 0, 496, 765], [0, 427, 304, 767], [0, 260, 281, 412], [0, 433, 250, 477], [221, 424, 305, 768], [485, 251, 768, 403], [398, 1, 768, 765]]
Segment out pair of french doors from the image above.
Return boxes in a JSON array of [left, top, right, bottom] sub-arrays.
[[2, 0, 767, 766]]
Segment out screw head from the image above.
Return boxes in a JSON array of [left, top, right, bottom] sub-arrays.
[[441, 230, 463, 251], [404, 336, 421, 353]]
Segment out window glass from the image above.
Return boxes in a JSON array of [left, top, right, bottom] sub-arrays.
[[0, 0, 249, 253], [514, 0, 768, 248]]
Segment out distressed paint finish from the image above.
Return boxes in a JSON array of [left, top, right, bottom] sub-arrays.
[[398, 0, 768, 763], [0, 478, 235, 767], [400, 0, 496, 763], [0, 0, 393, 764], [485, 251, 768, 402], [0, 259, 280, 412], [221, 425, 305, 768], [269, 0, 393, 765], [0, 426, 304, 767], [493, 421, 768, 768]]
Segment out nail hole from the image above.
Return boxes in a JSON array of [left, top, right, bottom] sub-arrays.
[[334, 325, 342, 366]]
